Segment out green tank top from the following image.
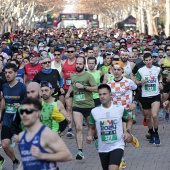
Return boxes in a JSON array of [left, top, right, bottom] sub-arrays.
[[101, 65, 110, 75], [108, 73, 114, 82], [87, 70, 100, 99]]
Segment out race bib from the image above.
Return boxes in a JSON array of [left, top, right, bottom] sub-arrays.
[[74, 92, 85, 101], [66, 79, 71, 85], [144, 76, 156, 92], [100, 119, 117, 143], [5, 104, 17, 114]]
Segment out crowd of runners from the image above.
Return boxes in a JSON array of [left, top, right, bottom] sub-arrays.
[[0, 28, 169, 170]]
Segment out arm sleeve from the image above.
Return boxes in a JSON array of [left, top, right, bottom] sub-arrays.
[[89, 113, 95, 125], [135, 71, 142, 81], [59, 76, 64, 87], [122, 108, 129, 122]]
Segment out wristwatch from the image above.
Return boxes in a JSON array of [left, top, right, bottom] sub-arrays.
[[83, 86, 87, 89], [126, 129, 131, 134]]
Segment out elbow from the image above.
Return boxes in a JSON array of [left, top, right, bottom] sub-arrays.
[[66, 151, 73, 161]]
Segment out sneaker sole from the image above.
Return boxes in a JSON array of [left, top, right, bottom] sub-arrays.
[[154, 143, 161, 146], [76, 155, 84, 160], [66, 136, 74, 139]]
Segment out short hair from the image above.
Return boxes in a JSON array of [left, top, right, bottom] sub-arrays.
[[98, 84, 111, 93], [143, 53, 152, 60], [132, 47, 138, 51], [87, 57, 97, 64], [5, 63, 18, 72], [54, 48, 62, 53], [67, 45, 76, 51], [158, 48, 164, 52], [86, 47, 93, 52], [21, 98, 42, 111], [77, 56, 86, 64], [144, 48, 151, 52], [165, 45, 170, 52], [10, 59, 20, 69], [103, 53, 111, 59]]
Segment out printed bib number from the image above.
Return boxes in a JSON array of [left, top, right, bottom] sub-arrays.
[[74, 92, 85, 101], [144, 84, 156, 92], [144, 76, 156, 92], [100, 119, 117, 143], [66, 79, 71, 85], [5, 104, 17, 114]]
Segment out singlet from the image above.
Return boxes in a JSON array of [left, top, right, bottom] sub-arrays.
[[107, 77, 137, 110], [87, 70, 100, 99], [107, 73, 114, 83], [16, 67, 25, 83], [162, 57, 170, 85], [62, 59, 76, 90], [19, 125, 57, 170], [25, 63, 42, 82], [89, 103, 129, 153], [124, 61, 132, 79], [51, 61, 62, 74], [100, 65, 110, 75], [136, 65, 161, 97]]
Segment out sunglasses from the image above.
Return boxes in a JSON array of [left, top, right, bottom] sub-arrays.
[[101, 50, 106, 52], [42, 61, 51, 64], [20, 108, 38, 115], [54, 54, 60, 56], [67, 51, 75, 53], [19, 48, 23, 49]]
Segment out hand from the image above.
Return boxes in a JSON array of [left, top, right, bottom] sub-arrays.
[[86, 136, 93, 144], [123, 132, 132, 143], [75, 83, 84, 89], [13, 134, 19, 144], [60, 88, 65, 94], [65, 92, 70, 99], [13, 103, 20, 108], [30, 145, 43, 159], [163, 100, 169, 107], [162, 70, 169, 74], [158, 83, 163, 90], [66, 117, 71, 124], [141, 80, 147, 85]]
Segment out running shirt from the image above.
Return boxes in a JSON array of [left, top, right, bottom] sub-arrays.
[[19, 125, 57, 170], [62, 59, 76, 90], [107, 77, 137, 110], [71, 72, 96, 108], [87, 70, 100, 99], [89, 103, 129, 153], [2, 82, 26, 127], [100, 65, 110, 75], [16, 67, 25, 83], [124, 61, 132, 78], [161, 57, 170, 85], [25, 63, 42, 82], [51, 61, 62, 74], [136, 65, 161, 97]]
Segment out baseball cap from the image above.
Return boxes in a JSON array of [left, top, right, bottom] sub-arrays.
[[30, 51, 39, 57], [112, 61, 124, 69], [126, 36, 132, 40], [40, 81, 53, 89], [152, 53, 158, 57]]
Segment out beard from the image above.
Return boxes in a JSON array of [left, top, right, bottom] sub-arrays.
[[76, 66, 84, 72], [121, 57, 128, 63]]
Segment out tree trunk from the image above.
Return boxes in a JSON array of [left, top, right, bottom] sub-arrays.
[[165, 0, 170, 36]]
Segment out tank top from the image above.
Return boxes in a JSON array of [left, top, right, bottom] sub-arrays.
[[62, 59, 76, 90], [51, 61, 62, 74], [19, 125, 57, 170], [162, 57, 170, 84], [124, 61, 132, 78], [87, 70, 100, 99]]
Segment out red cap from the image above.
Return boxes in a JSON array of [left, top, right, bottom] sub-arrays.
[[31, 51, 39, 57]]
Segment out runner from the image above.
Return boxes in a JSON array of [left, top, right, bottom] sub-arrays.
[[87, 84, 133, 170], [17, 97, 72, 170], [66, 56, 98, 160], [135, 53, 163, 145], [1, 63, 26, 170], [62, 45, 77, 138]]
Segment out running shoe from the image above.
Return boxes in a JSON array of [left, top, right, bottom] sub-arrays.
[[76, 150, 84, 160], [13, 161, 20, 170], [131, 134, 140, 148], [143, 118, 147, 126], [94, 138, 98, 150], [66, 131, 74, 139], [136, 105, 141, 114], [119, 160, 126, 169], [0, 157, 5, 170], [158, 109, 163, 118], [149, 133, 155, 144], [83, 121, 86, 126], [10, 139, 15, 148], [165, 113, 169, 122], [145, 131, 151, 140], [154, 133, 161, 146], [132, 115, 136, 124]]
